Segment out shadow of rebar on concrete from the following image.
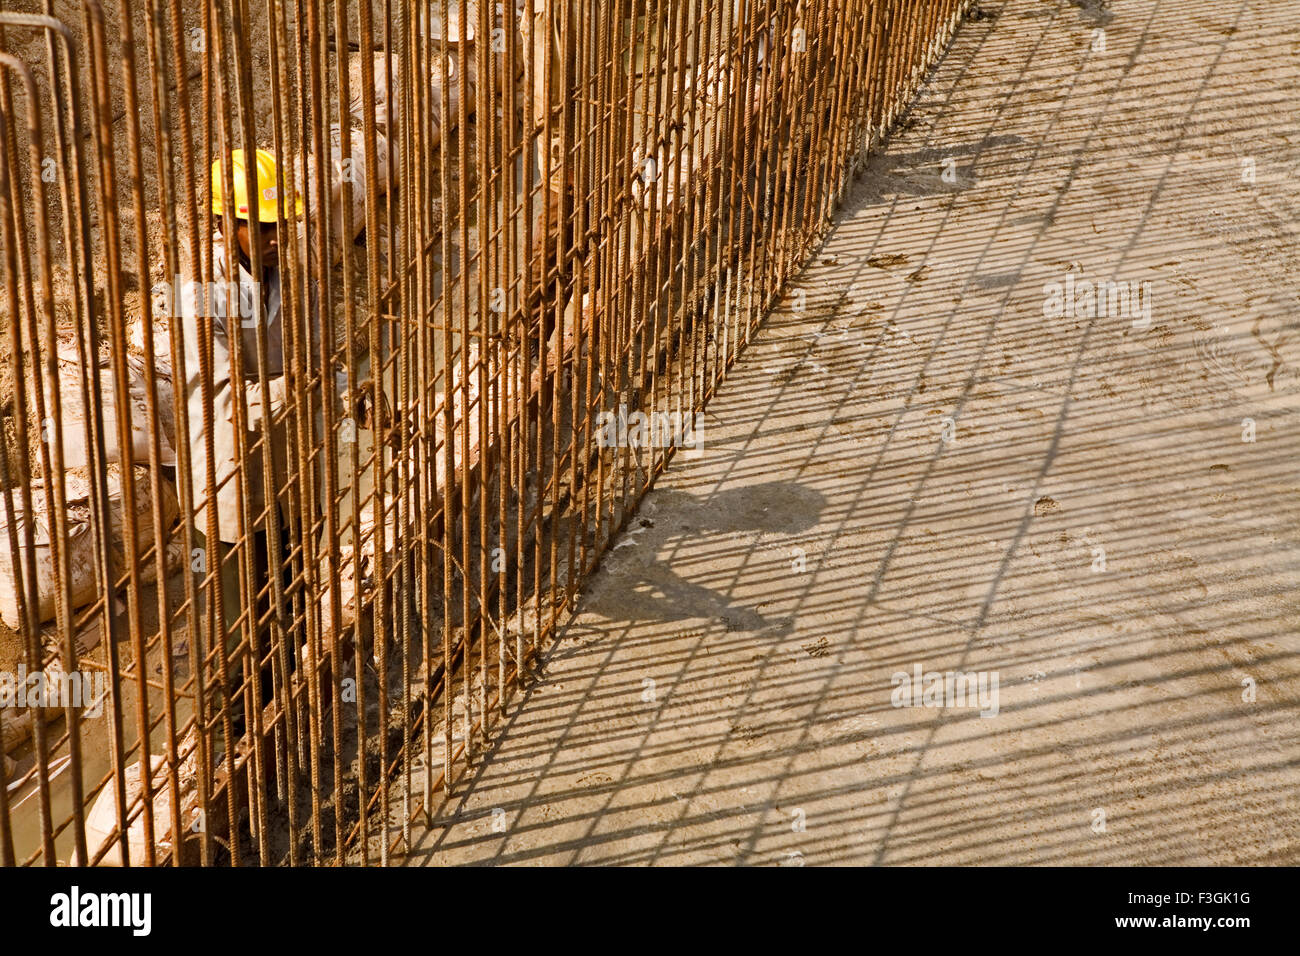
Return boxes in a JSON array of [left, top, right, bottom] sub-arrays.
[[405, 0, 1300, 867]]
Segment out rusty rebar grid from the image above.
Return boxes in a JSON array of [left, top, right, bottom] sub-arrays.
[[0, 0, 973, 866]]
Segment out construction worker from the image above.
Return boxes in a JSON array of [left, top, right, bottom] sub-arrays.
[[179, 148, 318, 704]]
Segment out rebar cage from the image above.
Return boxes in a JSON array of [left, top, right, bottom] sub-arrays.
[[0, 0, 973, 866]]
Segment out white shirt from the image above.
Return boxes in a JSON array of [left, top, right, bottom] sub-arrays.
[[179, 236, 317, 544]]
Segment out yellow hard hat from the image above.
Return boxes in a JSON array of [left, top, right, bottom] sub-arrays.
[[210, 148, 303, 222]]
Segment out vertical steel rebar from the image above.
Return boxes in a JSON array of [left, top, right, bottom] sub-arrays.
[[0, 0, 975, 866]]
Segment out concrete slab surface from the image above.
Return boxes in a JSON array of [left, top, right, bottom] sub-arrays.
[[405, 0, 1300, 866]]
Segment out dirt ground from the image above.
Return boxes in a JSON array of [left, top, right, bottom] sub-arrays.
[[402, 0, 1300, 865]]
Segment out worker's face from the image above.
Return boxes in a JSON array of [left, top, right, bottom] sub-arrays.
[[236, 219, 279, 268]]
